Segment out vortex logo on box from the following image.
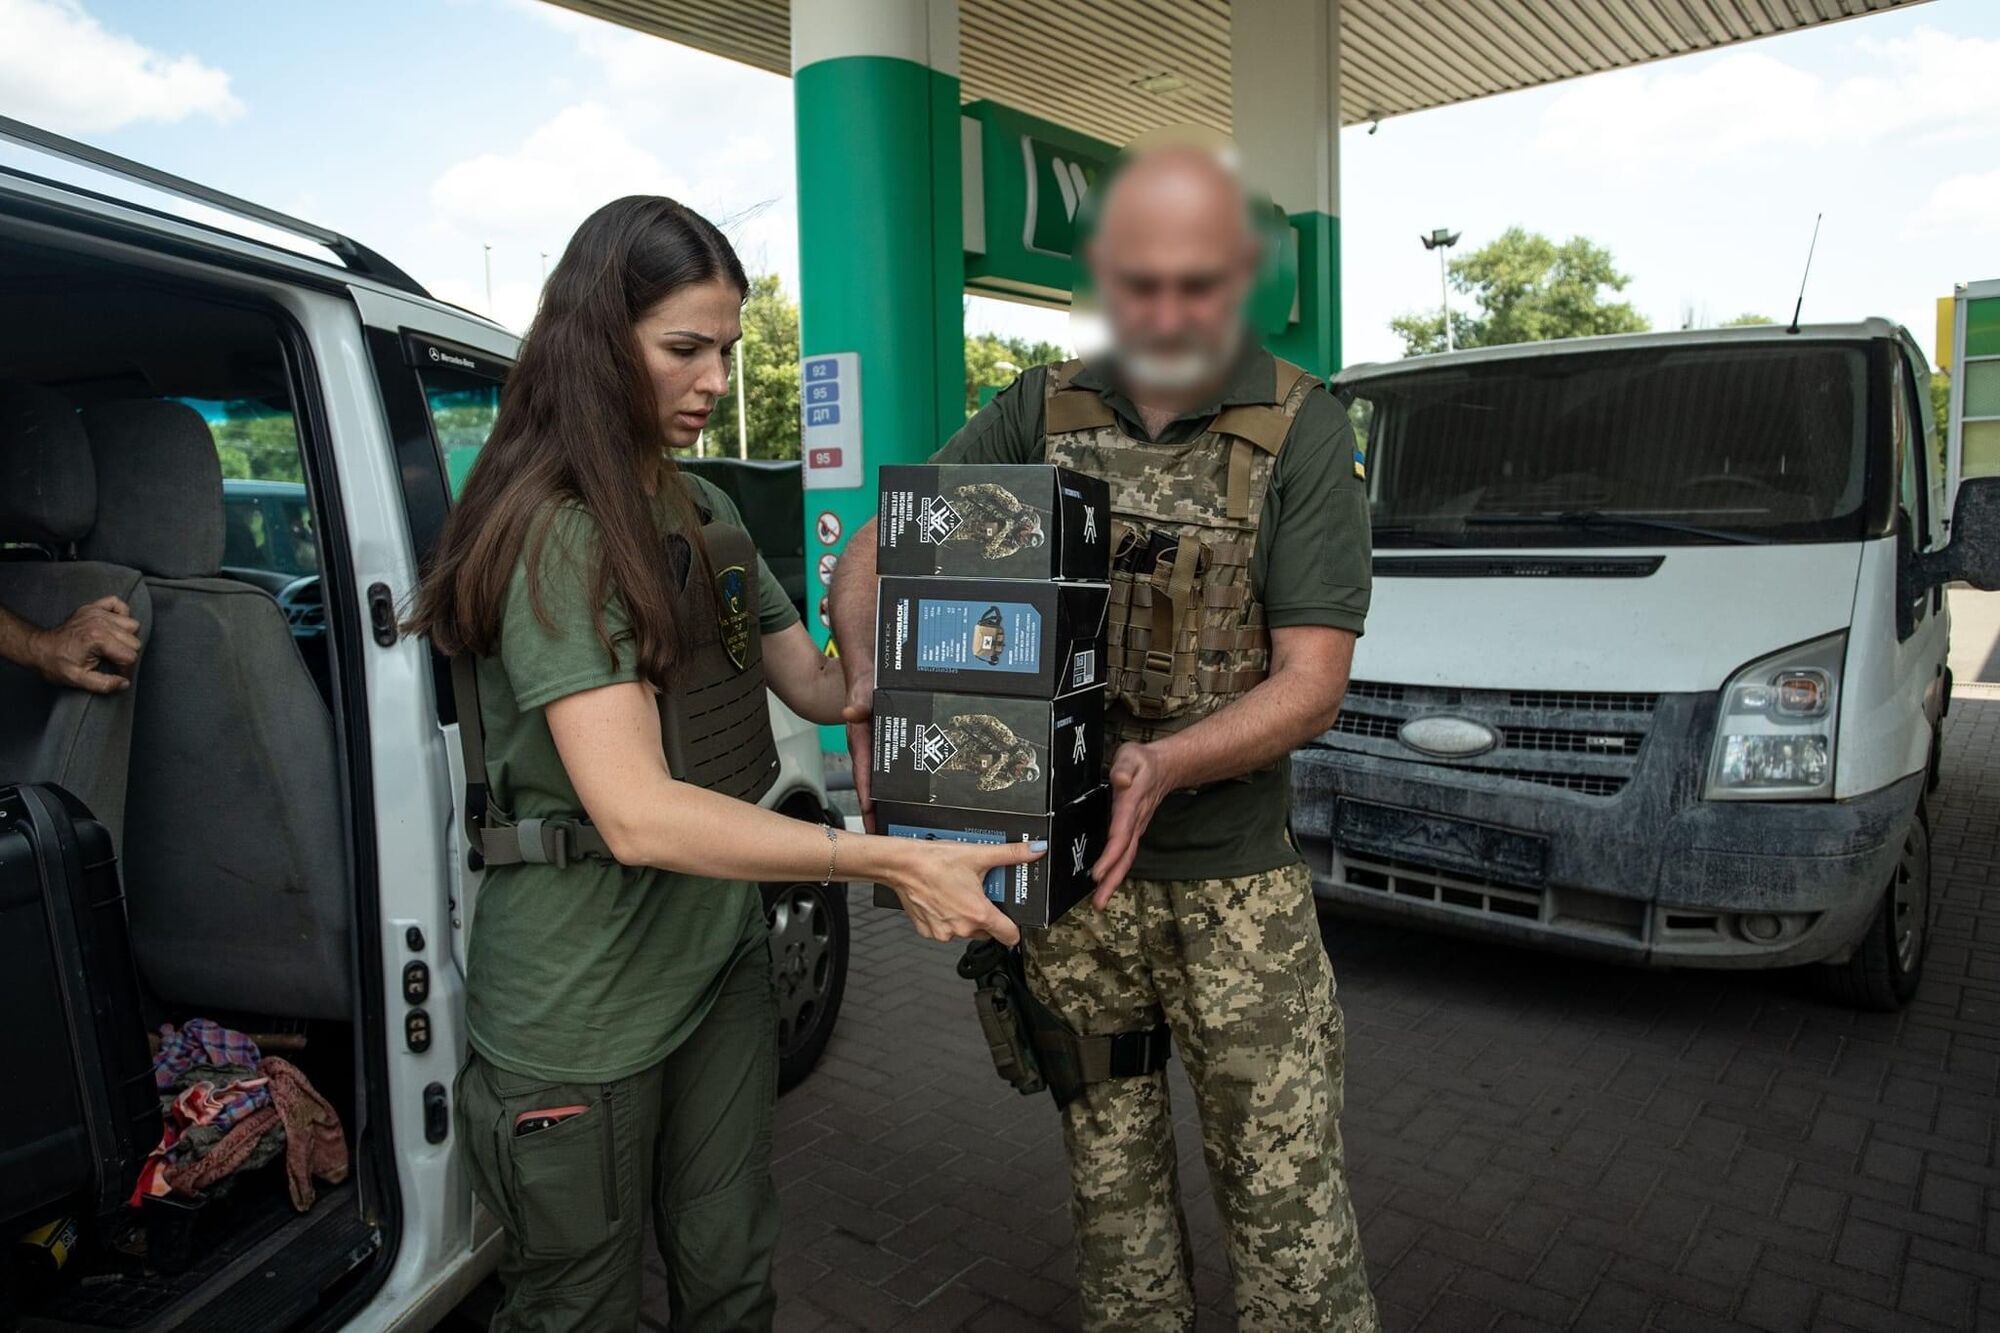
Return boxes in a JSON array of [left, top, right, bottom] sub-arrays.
[[918, 496, 962, 544], [911, 723, 958, 773]]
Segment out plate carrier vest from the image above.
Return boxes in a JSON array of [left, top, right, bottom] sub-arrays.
[[450, 509, 781, 869], [1042, 355, 1316, 747]]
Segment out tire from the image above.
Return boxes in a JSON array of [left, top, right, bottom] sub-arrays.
[[764, 878, 849, 1091], [1818, 807, 1929, 1012], [1927, 718, 1944, 793]]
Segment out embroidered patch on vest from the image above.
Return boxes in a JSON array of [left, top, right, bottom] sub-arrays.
[[716, 564, 752, 669]]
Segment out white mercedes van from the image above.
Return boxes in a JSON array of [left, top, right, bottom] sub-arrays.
[[1295, 322, 2000, 1010], [0, 118, 844, 1328]]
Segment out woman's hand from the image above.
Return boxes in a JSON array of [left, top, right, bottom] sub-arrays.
[[876, 835, 1044, 947]]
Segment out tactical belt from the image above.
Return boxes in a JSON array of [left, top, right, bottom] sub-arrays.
[[959, 940, 1171, 1108]]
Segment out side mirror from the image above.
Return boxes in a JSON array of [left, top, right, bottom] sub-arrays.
[[1918, 477, 2000, 592]]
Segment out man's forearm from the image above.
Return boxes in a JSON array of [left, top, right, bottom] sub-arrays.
[[0, 604, 41, 672], [1148, 628, 1355, 790], [827, 518, 880, 702]]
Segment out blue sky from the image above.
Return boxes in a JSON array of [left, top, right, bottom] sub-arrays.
[[3, 0, 1997, 367]]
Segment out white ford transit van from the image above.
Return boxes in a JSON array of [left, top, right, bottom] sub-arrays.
[[1294, 322, 2000, 1010], [0, 118, 845, 1328]]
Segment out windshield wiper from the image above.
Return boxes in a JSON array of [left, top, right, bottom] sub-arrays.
[[1458, 511, 1773, 545]]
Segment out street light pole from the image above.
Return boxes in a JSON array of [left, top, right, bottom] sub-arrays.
[[1420, 228, 1462, 352], [483, 242, 494, 318]]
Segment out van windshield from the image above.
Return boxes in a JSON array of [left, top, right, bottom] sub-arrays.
[[1348, 342, 1873, 547]]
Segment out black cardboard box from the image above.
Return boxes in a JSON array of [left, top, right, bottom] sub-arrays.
[[872, 688, 1103, 816], [878, 464, 1111, 581], [875, 576, 1108, 700], [873, 785, 1109, 928]]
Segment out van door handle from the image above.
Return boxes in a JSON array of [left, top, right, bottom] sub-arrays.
[[367, 582, 398, 647]]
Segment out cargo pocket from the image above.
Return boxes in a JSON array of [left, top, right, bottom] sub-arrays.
[[499, 1080, 621, 1261]]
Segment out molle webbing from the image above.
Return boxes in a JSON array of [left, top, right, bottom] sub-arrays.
[[1043, 356, 1315, 737], [658, 519, 781, 804]]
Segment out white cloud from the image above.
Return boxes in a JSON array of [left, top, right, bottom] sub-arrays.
[[1909, 169, 2000, 237], [1535, 26, 2000, 169], [429, 102, 693, 238], [421, 6, 801, 319], [0, 0, 241, 134]]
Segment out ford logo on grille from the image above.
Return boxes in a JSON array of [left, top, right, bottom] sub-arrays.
[[1397, 715, 1500, 758]]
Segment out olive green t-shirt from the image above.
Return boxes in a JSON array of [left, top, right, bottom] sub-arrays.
[[465, 475, 799, 1083], [930, 343, 1371, 880]]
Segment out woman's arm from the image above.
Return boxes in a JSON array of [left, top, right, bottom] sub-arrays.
[[546, 680, 1031, 944], [760, 622, 847, 725]]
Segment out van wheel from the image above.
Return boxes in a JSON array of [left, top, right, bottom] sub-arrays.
[[1927, 718, 1944, 793], [1818, 809, 1929, 1011], [765, 879, 849, 1091]]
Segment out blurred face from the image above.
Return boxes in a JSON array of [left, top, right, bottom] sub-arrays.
[[1087, 157, 1256, 396], [634, 277, 742, 449]]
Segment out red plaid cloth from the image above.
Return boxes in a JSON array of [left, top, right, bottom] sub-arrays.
[[153, 1020, 262, 1090]]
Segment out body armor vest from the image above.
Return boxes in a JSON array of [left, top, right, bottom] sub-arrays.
[[454, 506, 780, 869], [1043, 356, 1315, 745]]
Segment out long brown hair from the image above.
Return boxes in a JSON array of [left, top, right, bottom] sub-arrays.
[[405, 196, 748, 682]]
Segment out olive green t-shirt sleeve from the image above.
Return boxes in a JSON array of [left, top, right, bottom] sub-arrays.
[[686, 475, 800, 635], [1252, 385, 1372, 635], [928, 367, 1049, 465], [502, 505, 641, 713]]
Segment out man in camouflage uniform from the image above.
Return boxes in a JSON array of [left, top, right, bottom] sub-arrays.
[[830, 144, 1376, 1331]]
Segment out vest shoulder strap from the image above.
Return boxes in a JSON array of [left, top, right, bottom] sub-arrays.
[[1044, 359, 1117, 434], [1209, 357, 1317, 456]]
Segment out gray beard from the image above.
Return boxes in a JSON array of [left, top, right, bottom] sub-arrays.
[[1117, 324, 1243, 395]]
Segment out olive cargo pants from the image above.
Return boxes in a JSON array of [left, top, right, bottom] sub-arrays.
[[455, 947, 778, 1332], [1024, 863, 1377, 1332]]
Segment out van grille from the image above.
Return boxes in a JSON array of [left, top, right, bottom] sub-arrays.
[[1317, 680, 1654, 798]]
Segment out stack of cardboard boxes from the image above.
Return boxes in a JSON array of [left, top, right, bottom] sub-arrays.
[[871, 464, 1111, 926]]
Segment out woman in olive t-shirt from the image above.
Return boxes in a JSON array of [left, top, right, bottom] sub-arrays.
[[404, 197, 1041, 1333]]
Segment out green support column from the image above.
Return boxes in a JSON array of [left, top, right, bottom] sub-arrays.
[[1233, 0, 1343, 379], [793, 0, 964, 751]]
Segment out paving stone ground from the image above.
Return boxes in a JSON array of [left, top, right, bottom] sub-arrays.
[[646, 693, 2000, 1331]]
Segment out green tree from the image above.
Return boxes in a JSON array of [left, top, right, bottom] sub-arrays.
[[705, 272, 802, 459], [964, 329, 1066, 417], [1722, 313, 1776, 326], [1391, 227, 1650, 356], [209, 404, 303, 482]]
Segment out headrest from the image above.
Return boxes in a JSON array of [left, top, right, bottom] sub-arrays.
[[80, 400, 225, 578], [0, 381, 94, 545]]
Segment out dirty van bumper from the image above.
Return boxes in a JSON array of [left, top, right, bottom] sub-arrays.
[[1292, 740, 1922, 971]]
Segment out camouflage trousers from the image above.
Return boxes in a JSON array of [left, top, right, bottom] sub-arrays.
[[1024, 862, 1376, 1333]]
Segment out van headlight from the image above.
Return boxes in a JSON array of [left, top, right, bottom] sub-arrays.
[[1704, 633, 1845, 801]]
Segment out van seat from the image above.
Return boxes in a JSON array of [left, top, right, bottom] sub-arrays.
[[0, 381, 151, 845], [81, 400, 351, 1021]]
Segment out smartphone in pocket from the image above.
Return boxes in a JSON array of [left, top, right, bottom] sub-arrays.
[[513, 1104, 589, 1137]]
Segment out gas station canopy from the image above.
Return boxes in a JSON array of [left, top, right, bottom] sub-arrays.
[[550, 0, 1928, 143], [541, 0, 1933, 678]]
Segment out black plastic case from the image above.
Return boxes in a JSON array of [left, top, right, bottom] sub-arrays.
[[0, 784, 161, 1233]]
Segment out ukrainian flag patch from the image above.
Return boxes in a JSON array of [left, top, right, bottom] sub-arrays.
[[1353, 446, 1367, 481]]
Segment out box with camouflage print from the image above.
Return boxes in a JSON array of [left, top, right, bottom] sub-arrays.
[[871, 689, 1103, 816], [875, 576, 1108, 700], [876, 464, 1110, 581], [872, 785, 1109, 927]]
